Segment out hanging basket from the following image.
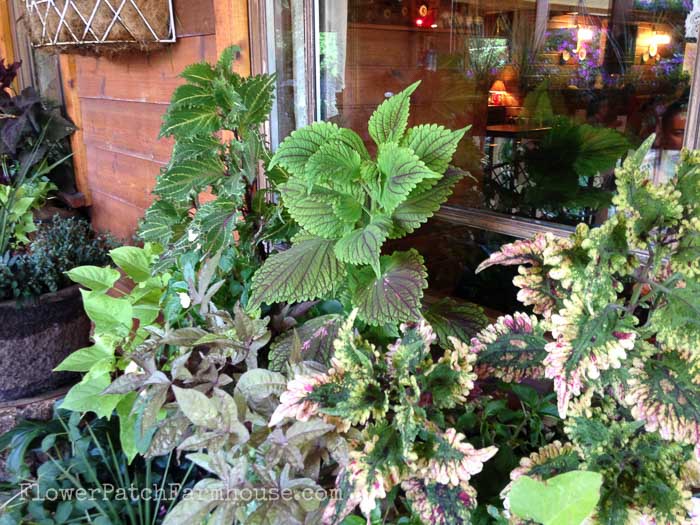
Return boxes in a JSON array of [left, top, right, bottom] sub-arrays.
[[23, 0, 176, 54]]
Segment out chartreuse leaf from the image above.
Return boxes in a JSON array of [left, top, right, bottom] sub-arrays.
[[336, 128, 371, 160], [270, 121, 340, 176], [368, 81, 420, 145], [391, 169, 463, 238], [61, 361, 124, 418], [404, 124, 469, 173], [116, 393, 139, 463], [65, 266, 120, 292], [54, 337, 115, 372], [306, 141, 362, 186], [350, 249, 427, 325], [109, 246, 153, 283], [509, 471, 603, 525], [249, 236, 345, 308], [80, 289, 133, 337], [377, 143, 439, 214], [280, 180, 348, 239], [334, 223, 388, 271]]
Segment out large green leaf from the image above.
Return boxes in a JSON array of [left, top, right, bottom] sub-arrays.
[[280, 181, 348, 239], [171, 136, 222, 163], [269, 121, 340, 176], [334, 223, 387, 270], [368, 81, 420, 145], [160, 103, 221, 138], [65, 266, 120, 292], [139, 200, 183, 245], [61, 363, 124, 418], [154, 157, 223, 200], [249, 236, 345, 308], [170, 84, 216, 108], [350, 249, 428, 325], [180, 62, 217, 86], [575, 124, 630, 178], [377, 143, 439, 214], [391, 169, 463, 238], [80, 290, 133, 337], [422, 297, 487, 347], [238, 74, 276, 127], [109, 246, 153, 283], [193, 199, 240, 251], [305, 141, 362, 186], [509, 471, 602, 525], [404, 124, 468, 173], [54, 338, 115, 373]]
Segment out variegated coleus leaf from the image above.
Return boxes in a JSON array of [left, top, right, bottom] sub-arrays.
[[544, 292, 637, 418], [471, 312, 548, 383], [625, 346, 700, 458], [402, 478, 478, 525], [476, 233, 571, 319]]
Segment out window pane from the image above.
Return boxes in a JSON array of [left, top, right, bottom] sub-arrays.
[[271, 0, 697, 227]]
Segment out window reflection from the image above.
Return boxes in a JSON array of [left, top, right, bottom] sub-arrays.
[[271, 0, 695, 226], [268, 0, 698, 310]]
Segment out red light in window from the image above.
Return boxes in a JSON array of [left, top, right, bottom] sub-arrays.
[[415, 18, 424, 27]]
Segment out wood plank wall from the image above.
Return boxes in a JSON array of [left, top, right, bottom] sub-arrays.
[[68, 0, 228, 240]]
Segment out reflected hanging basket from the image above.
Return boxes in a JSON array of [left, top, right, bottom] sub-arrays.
[[23, 0, 176, 54]]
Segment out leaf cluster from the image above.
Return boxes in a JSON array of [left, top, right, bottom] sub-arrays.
[[249, 82, 470, 326]]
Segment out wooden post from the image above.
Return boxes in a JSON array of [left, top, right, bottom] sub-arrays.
[[214, 0, 251, 76], [58, 54, 91, 204], [0, 0, 15, 64]]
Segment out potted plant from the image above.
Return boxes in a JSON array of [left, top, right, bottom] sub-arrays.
[[0, 60, 113, 401]]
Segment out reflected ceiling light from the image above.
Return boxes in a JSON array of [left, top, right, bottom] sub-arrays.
[[577, 27, 594, 42]]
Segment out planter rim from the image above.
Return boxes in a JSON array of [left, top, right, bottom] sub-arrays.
[[0, 284, 83, 310]]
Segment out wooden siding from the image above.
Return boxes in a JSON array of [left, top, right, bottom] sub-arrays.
[[62, 0, 246, 241]]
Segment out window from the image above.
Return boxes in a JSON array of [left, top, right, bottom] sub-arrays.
[[253, 0, 700, 305]]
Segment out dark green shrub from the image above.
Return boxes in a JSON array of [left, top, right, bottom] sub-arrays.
[[0, 216, 114, 301]]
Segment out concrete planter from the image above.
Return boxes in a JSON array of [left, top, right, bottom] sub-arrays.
[[0, 285, 89, 402]]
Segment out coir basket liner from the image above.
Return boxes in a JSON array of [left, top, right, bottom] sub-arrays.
[[23, 0, 175, 54], [0, 285, 89, 402]]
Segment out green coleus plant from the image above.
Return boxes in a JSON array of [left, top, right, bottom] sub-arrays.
[[271, 311, 497, 524], [139, 46, 289, 305], [249, 82, 470, 326], [474, 137, 700, 523]]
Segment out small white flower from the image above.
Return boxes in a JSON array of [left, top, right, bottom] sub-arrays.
[[187, 229, 198, 242], [178, 292, 192, 308]]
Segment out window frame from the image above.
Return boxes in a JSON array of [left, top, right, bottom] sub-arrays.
[[249, 0, 700, 241]]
